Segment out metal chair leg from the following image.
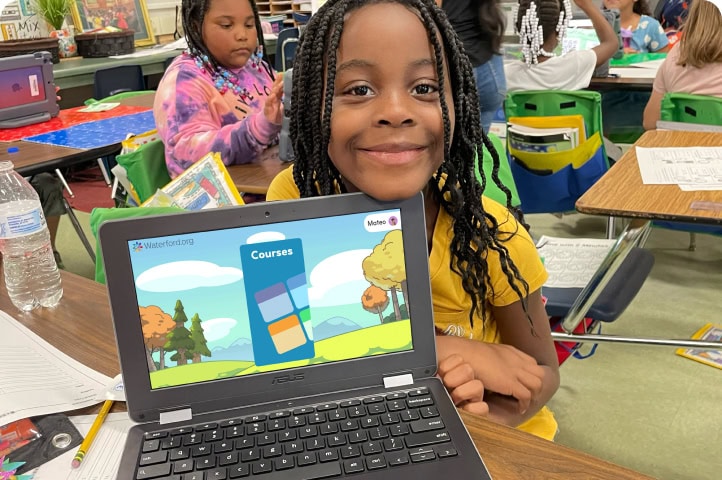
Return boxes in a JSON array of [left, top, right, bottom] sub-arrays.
[[606, 216, 615, 239], [688, 232, 696, 252], [55, 169, 73, 197], [62, 198, 96, 264], [97, 157, 112, 187]]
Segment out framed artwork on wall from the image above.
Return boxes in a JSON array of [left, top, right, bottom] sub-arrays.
[[71, 0, 156, 47]]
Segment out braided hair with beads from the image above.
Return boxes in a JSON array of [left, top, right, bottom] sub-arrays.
[[181, 0, 274, 78], [515, 0, 572, 66], [289, 0, 534, 330]]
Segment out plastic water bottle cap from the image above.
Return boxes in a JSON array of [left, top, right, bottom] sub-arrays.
[[7, 146, 19, 154]]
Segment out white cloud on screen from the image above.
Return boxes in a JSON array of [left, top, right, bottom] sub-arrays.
[[308, 249, 372, 306], [136, 261, 243, 292], [246, 231, 286, 244], [200, 317, 238, 342]]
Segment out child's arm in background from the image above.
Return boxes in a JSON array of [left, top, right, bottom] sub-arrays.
[[575, 0, 618, 67], [436, 290, 560, 427], [156, 73, 283, 178], [643, 90, 664, 130]]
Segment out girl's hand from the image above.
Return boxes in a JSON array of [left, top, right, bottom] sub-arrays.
[[437, 354, 488, 416], [263, 73, 284, 125], [435, 335, 544, 415]]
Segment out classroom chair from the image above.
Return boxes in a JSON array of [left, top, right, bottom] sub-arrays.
[[477, 131, 654, 364], [93, 65, 147, 100], [274, 27, 300, 72], [656, 92, 722, 250], [503, 90, 615, 237]]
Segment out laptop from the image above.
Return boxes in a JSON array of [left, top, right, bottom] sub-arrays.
[[100, 192, 492, 480], [0, 51, 59, 128]]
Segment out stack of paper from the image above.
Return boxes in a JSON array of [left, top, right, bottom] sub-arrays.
[[635, 146, 722, 191], [507, 123, 579, 153]]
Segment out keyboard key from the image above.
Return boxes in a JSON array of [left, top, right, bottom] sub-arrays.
[[340, 444, 361, 458], [361, 417, 379, 428], [319, 423, 338, 435], [410, 418, 445, 433], [225, 426, 243, 439], [144, 431, 168, 440], [161, 437, 181, 449], [173, 459, 193, 473], [279, 430, 297, 442], [361, 441, 383, 455], [207, 468, 227, 479], [383, 437, 404, 451], [293, 406, 315, 415], [257, 433, 276, 446], [367, 404, 386, 414], [326, 434, 347, 447], [387, 400, 406, 411], [340, 420, 359, 432], [405, 430, 451, 448], [406, 396, 434, 408], [245, 422, 264, 434], [289, 416, 306, 427], [348, 406, 366, 418], [297, 452, 317, 466], [264, 445, 283, 457], [169, 448, 190, 461], [219, 452, 239, 466], [380, 412, 400, 425], [241, 448, 260, 462], [196, 456, 216, 469], [284, 441, 303, 454], [343, 459, 365, 474], [318, 449, 339, 462], [235, 438, 254, 449], [228, 464, 249, 478], [269, 410, 291, 419], [214, 440, 233, 453], [203, 430, 222, 442], [407, 387, 429, 396], [435, 445, 458, 458], [328, 409, 346, 421], [252, 460, 273, 474], [244, 414, 267, 422], [183, 473, 204, 480], [300, 426, 318, 438], [259, 462, 342, 479], [169, 427, 192, 436], [309, 412, 327, 424], [400, 410, 420, 422], [340, 399, 360, 408], [366, 454, 387, 470], [268, 419, 286, 431], [363, 396, 384, 404], [305, 437, 325, 450], [316, 403, 338, 411], [348, 431, 368, 443], [410, 451, 436, 463], [389, 424, 410, 436], [139, 450, 168, 466], [192, 445, 212, 457], [195, 423, 218, 431], [369, 427, 389, 440], [386, 392, 407, 400], [142, 439, 160, 453], [219, 418, 243, 427], [420, 406, 440, 418], [184, 433, 202, 446], [386, 451, 410, 466], [275, 456, 294, 470]]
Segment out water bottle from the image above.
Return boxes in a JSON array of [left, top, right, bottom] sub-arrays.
[[0, 158, 63, 311]]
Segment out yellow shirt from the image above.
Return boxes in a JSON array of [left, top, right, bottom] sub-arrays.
[[267, 167, 557, 440]]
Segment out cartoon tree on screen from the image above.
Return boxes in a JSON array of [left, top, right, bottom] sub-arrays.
[[362, 230, 408, 322], [361, 285, 390, 323], [140, 305, 175, 371], [164, 300, 194, 365], [189, 313, 212, 363]]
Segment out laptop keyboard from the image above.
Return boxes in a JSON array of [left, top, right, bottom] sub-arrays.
[[136, 386, 459, 479]]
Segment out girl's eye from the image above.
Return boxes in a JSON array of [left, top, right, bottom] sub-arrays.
[[245, 23, 255, 29], [347, 85, 372, 96], [220, 24, 232, 29], [413, 84, 438, 95]]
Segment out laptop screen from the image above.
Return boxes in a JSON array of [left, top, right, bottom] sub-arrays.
[[0, 65, 47, 110], [126, 208, 414, 391]]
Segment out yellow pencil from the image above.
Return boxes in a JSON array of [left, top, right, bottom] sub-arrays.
[[71, 400, 114, 468]]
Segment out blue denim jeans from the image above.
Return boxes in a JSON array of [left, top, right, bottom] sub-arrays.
[[473, 54, 507, 133]]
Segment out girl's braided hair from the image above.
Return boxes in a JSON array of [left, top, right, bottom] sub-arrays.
[[181, 0, 273, 75], [290, 0, 532, 328]]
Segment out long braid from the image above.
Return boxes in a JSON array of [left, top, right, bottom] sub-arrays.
[[291, 0, 532, 329], [181, 0, 274, 78]]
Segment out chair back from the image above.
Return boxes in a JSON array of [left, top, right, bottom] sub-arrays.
[[274, 27, 300, 71], [115, 138, 172, 204], [503, 90, 609, 214], [660, 93, 722, 126], [93, 65, 146, 100]]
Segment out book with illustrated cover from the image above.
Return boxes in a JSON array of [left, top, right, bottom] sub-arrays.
[[675, 323, 722, 370], [507, 123, 579, 153]]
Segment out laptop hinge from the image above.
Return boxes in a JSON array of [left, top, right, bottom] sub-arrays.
[[383, 373, 414, 389], [159, 408, 193, 425]]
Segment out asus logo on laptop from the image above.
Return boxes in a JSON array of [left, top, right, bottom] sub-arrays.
[[272, 373, 305, 384]]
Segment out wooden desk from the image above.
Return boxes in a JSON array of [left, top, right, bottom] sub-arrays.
[[577, 130, 722, 224], [227, 146, 291, 195], [588, 73, 654, 91], [3, 271, 651, 479]]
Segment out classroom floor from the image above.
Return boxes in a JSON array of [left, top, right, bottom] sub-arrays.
[[55, 209, 722, 480]]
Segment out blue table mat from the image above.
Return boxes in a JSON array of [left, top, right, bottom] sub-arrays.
[[23, 111, 156, 149]]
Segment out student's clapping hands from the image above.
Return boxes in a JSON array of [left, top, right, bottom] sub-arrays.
[[437, 354, 488, 416], [263, 73, 284, 125]]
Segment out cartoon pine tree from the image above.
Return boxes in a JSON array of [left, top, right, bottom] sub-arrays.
[[189, 313, 212, 363], [164, 300, 194, 365]]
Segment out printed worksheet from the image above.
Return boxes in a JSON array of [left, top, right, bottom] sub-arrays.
[[636, 146, 722, 187], [537, 236, 617, 288]]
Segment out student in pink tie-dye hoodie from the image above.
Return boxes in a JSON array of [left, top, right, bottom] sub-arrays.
[[153, 0, 284, 178]]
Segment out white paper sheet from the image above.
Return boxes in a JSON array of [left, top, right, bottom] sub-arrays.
[[609, 67, 657, 79], [31, 412, 133, 480], [537, 236, 617, 288], [0, 310, 111, 425], [636, 146, 722, 185], [629, 59, 665, 70]]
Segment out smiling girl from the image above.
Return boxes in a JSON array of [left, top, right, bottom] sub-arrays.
[[153, 0, 284, 178], [267, 0, 560, 439]]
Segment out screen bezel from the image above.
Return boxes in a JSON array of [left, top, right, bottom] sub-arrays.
[[100, 193, 438, 423]]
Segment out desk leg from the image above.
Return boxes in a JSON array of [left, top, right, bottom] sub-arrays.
[[55, 169, 74, 197]]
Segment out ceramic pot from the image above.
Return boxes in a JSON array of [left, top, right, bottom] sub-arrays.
[[50, 29, 78, 58]]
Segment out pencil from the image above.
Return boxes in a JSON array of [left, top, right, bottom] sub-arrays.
[[71, 399, 114, 468]]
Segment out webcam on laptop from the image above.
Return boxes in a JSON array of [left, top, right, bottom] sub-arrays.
[[0, 51, 59, 129]]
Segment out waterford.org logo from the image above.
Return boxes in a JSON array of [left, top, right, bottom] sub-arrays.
[[132, 241, 143, 252]]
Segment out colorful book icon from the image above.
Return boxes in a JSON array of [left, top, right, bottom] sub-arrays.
[[267, 315, 307, 354], [255, 282, 295, 323], [286, 273, 312, 340]]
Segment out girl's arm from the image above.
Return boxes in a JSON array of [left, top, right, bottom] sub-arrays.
[[155, 72, 283, 178], [643, 90, 664, 130], [574, 0, 618, 67], [435, 290, 560, 427]]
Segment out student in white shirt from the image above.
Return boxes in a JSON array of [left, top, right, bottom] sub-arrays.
[[506, 0, 619, 92]]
